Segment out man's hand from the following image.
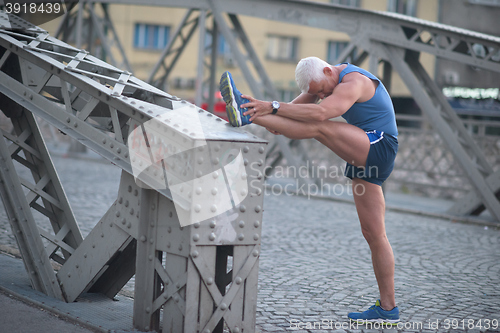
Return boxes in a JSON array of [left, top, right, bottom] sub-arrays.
[[241, 95, 273, 122]]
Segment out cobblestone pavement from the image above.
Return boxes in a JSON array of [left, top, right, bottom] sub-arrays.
[[1, 155, 499, 333]]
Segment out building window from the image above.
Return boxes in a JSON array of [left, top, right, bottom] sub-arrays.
[[267, 35, 299, 62], [330, 0, 360, 7], [327, 41, 356, 64], [387, 0, 418, 16], [134, 23, 170, 50]]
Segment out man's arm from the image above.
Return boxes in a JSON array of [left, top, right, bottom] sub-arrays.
[[242, 72, 372, 122]]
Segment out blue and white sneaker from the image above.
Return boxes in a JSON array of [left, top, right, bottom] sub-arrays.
[[348, 300, 400, 325], [219, 71, 252, 127]]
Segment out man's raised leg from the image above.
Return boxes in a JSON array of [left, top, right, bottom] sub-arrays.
[[253, 115, 370, 168]]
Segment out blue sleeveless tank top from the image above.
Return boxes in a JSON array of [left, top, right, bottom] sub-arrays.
[[338, 63, 398, 138]]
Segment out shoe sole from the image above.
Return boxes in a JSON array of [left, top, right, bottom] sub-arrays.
[[219, 72, 242, 127], [349, 318, 400, 326]]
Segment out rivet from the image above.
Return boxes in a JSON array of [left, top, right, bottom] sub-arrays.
[[235, 277, 243, 285], [214, 145, 221, 152], [210, 220, 216, 228], [255, 205, 262, 213], [130, 208, 134, 215], [243, 146, 250, 153], [209, 233, 216, 241], [254, 234, 260, 241], [167, 226, 172, 233], [193, 234, 200, 242], [145, 307, 150, 313], [241, 189, 247, 197], [210, 205, 217, 213], [212, 171, 219, 179], [212, 157, 219, 165], [127, 222, 132, 229], [197, 157, 204, 164], [234, 327, 241, 333], [255, 188, 262, 196], [220, 303, 228, 310], [140, 235, 147, 242], [192, 250, 199, 258], [149, 255, 153, 261], [115, 211, 120, 217], [174, 295, 180, 303], [253, 249, 259, 257], [194, 204, 201, 213], [193, 222, 200, 228], [127, 186, 132, 192], [254, 220, 260, 228], [259, 146, 265, 154], [244, 159, 249, 166], [178, 244, 183, 251], [239, 220, 245, 228], [195, 187, 202, 195], [241, 173, 247, 180], [207, 277, 214, 285], [239, 205, 246, 213], [258, 159, 263, 166], [238, 233, 244, 241], [118, 197, 123, 204], [211, 188, 218, 196], [124, 200, 129, 207]]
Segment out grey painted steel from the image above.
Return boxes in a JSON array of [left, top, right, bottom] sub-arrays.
[[147, 8, 201, 89], [57, 173, 136, 302], [0, 129, 65, 300], [0, 10, 269, 332]]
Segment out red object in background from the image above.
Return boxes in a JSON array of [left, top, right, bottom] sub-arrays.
[[201, 91, 228, 120]]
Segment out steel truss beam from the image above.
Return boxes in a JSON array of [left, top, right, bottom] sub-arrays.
[[54, 1, 132, 72], [0, 12, 269, 332]]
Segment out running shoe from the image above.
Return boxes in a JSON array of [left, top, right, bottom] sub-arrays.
[[219, 71, 252, 127], [348, 300, 400, 325]]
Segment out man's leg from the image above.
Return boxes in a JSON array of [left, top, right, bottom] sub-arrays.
[[352, 178, 396, 310], [253, 115, 370, 168]]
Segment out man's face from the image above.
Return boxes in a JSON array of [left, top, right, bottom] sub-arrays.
[[307, 70, 335, 100]]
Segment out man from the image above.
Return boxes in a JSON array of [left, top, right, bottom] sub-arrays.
[[219, 56, 399, 325]]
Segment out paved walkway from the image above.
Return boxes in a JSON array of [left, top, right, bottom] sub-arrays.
[[0, 154, 499, 332]]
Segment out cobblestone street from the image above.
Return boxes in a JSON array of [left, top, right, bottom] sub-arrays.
[[1, 155, 499, 333]]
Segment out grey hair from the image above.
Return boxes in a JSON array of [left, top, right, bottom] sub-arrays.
[[295, 57, 332, 93]]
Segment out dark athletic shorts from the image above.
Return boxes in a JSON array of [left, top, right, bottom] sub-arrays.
[[344, 130, 398, 186]]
